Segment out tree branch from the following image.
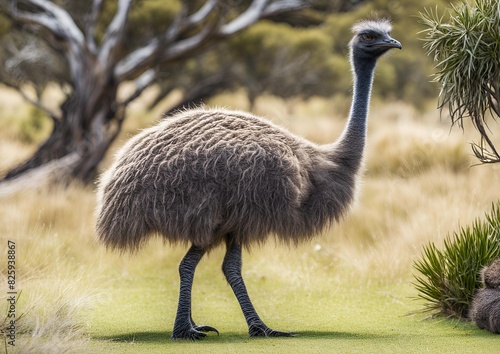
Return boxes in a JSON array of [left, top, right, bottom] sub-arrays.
[[114, 38, 160, 81], [18, 88, 60, 123], [116, 0, 309, 82], [1, 80, 60, 122], [119, 68, 157, 107], [114, 0, 220, 81], [161, 21, 217, 61], [263, 0, 309, 16], [8, 0, 88, 88], [85, 0, 103, 54], [9, 0, 85, 47], [185, 0, 219, 27], [219, 0, 309, 36], [218, 0, 269, 36], [98, 0, 132, 67]]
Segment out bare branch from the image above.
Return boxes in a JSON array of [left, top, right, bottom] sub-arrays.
[[218, 0, 269, 36], [148, 85, 175, 110], [161, 22, 216, 61], [116, 0, 311, 81], [185, 0, 219, 27], [114, 38, 160, 81], [8, 6, 65, 38], [10, 0, 85, 47], [86, 0, 104, 54], [9, 0, 88, 87], [98, 0, 132, 67], [114, 0, 219, 81], [263, 0, 309, 16], [18, 88, 61, 123], [119, 68, 157, 107], [165, 5, 189, 43], [0, 77, 61, 122]]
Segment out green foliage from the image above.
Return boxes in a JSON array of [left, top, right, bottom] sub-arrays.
[[413, 202, 500, 318], [0, 12, 10, 38], [230, 21, 338, 100], [19, 107, 49, 143], [420, 0, 500, 162]]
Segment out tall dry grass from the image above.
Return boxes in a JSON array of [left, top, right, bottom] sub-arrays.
[[1, 87, 500, 351]]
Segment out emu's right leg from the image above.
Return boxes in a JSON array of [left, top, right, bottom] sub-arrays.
[[171, 245, 218, 340], [222, 239, 293, 337]]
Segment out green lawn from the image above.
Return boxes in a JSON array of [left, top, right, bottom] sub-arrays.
[[87, 249, 499, 354]]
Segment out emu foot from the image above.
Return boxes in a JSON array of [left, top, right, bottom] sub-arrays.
[[171, 324, 219, 340], [249, 323, 294, 337]]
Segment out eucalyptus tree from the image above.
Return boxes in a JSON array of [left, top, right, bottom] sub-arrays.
[[1, 0, 350, 184], [420, 0, 500, 163]]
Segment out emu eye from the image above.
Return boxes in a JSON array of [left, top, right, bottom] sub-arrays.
[[363, 34, 375, 41]]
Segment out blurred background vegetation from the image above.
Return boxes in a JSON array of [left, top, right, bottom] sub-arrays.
[[0, 0, 454, 159]]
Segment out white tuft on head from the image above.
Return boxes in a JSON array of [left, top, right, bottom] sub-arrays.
[[351, 19, 392, 35]]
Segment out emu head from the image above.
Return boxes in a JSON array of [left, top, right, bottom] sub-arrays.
[[349, 19, 402, 61]]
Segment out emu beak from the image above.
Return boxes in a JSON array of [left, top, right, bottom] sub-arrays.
[[377, 37, 402, 49]]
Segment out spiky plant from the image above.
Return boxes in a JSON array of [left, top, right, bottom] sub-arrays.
[[420, 0, 500, 163], [413, 202, 500, 318]]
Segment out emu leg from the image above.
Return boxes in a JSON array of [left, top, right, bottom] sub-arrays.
[[171, 245, 219, 340], [222, 240, 293, 337]]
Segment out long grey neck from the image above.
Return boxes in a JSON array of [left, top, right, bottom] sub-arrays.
[[328, 57, 376, 171]]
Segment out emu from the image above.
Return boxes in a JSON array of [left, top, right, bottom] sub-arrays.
[[96, 19, 401, 340], [469, 258, 500, 334]]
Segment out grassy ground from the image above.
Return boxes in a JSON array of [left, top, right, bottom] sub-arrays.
[[88, 279, 497, 354], [1, 86, 500, 352]]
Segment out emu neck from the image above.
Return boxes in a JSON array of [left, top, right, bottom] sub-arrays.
[[330, 57, 376, 171]]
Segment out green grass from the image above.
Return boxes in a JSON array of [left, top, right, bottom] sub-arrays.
[[86, 257, 500, 354]]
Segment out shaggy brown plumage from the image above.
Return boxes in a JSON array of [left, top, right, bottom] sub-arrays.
[[469, 258, 500, 334], [96, 108, 358, 251]]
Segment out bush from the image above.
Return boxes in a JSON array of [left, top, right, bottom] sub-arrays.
[[420, 0, 500, 163], [413, 202, 500, 318]]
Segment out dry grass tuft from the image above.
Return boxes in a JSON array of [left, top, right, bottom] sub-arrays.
[[2, 279, 94, 354], [367, 122, 471, 177]]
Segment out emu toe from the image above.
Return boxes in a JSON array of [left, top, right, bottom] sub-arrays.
[[193, 325, 219, 335], [171, 324, 219, 340], [249, 323, 294, 337]]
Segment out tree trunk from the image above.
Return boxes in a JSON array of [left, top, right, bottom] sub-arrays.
[[4, 75, 122, 184]]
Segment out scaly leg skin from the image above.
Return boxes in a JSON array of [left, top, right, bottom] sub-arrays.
[[171, 245, 219, 340], [222, 239, 294, 338]]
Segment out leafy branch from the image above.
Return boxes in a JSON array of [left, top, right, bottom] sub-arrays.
[[420, 0, 500, 163]]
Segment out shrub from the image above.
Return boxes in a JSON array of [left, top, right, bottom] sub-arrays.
[[413, 202, 500, 318], [420, 0, 500, 163]]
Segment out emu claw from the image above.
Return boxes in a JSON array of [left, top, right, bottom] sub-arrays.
[[171, 327, 206, 340], [249, 323, 294, 337], [171, 324, 219, 340], [194, 325, 219, 335]]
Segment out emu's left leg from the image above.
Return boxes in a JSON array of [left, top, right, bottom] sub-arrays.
[[222, 239, 293, 337], [171, 245, 219, 340]]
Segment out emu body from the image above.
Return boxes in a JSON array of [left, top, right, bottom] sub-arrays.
[[96, 19, 401, 339], [97, 109, 355, 251]]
